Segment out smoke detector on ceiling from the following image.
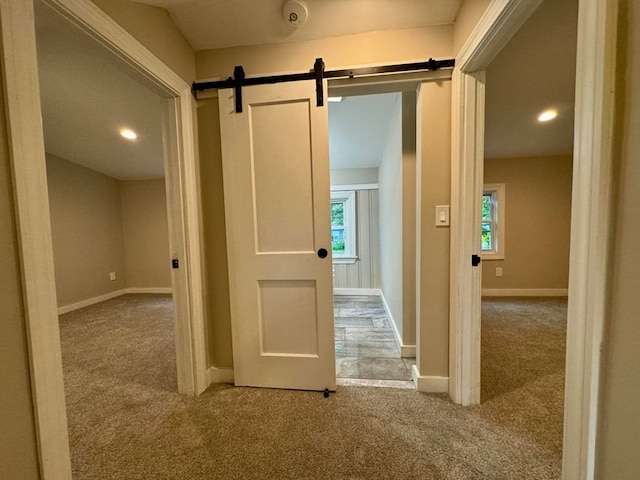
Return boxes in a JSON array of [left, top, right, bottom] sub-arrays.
[[283, 0, 308, 27]]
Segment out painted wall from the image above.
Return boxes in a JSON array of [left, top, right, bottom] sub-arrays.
[[0, 65, 41, 480], [597, 1, 640, 476], [47, 156, 171, 308], [401, 91, 418, 347], [46, 154, 128, 306], [378, 95, 404, 337], [330, 167, 378, 185], [90, 0, 195, 83], [482, 155, 572, 290], [121, 179, 171, 289], [196, 26, 454, 371], [197, 97, 233, 369], [453, 0, 492, 55], [416, 80, 452, 378]]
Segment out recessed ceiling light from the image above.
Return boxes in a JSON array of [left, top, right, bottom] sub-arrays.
[[328, 97, 343, 103], [120, 128, 138, 140], [537, 109, 558, 122]]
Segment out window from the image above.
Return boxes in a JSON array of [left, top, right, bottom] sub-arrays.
[[330, 190, 357, 264], [482, 183, 505, 260]]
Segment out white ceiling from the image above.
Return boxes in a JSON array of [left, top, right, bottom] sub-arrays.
[[34, 0, 576, 182], [329, 93, 400, 169], [131, 0, 462, 51], [36, 2, 165, 181], [484, 0, 577, 159]]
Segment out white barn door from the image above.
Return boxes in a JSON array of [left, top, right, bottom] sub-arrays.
[[219, 80, 336, 391]]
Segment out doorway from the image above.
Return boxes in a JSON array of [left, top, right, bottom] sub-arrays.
[[328, 92, 416, 386], [1, 0, 207, 475]]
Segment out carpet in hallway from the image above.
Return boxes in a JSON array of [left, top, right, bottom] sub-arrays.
[[59, 294, 566, 479]]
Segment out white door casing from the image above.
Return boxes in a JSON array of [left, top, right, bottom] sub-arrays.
[[219, 81, 336, 391]]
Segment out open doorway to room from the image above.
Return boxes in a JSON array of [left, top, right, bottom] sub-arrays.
[[328, 92, 417, 387], [33, 1, 196, 470], [479, 0, 577, 469]]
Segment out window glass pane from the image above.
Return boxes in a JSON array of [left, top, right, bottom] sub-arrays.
[[332, 227, 345, 253], [482, 194, 492, 221], [331, 201, 344, 228], [481, 222, 492, 250]]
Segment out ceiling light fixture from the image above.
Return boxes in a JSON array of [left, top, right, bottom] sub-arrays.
[[537, 109, 558, 122], [328, 97, 343, 102], [120, 128, 138, 140]]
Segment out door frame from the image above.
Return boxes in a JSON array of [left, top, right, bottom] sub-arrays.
[[450, 2, 618, 480], [0, 0, 208, 477]]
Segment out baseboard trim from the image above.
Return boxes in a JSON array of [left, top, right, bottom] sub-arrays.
[[208, 367, 235, 385], [333, 288, 381, 296], [482, 288, 568, 297], [411, 365, 449, 393], [379, 290, 416, 359], [57, 289, 127, 315], [126, 287, 173, 294], [57, 287, 174, 314]]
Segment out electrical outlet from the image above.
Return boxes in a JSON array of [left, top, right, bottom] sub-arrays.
[[109, 272, 116, 281], [495, 267, 503, 277]]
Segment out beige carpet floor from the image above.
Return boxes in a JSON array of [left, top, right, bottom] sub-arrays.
[[59, 294, 567, 480]]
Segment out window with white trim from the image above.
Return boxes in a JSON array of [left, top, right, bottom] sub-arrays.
[[330, 190, 357, 264], [482, 183, 505, 260]]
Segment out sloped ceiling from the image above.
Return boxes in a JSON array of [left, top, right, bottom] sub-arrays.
[[36, 2, 165, 180], [329, 93, 400, 169], [130, 0, 462, 51]]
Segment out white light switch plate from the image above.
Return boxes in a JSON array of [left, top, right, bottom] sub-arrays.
[[435, 205, 450, 227]]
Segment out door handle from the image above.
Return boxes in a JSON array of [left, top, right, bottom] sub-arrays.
[[317, 248, 328, 259]]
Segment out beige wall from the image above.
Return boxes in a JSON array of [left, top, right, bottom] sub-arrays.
[[401, 91, 418, 347], [597, 1, 640, 476], [330, 167, 378, 185], [90, 0, 195, 84], [46, 154, 127, 306], [121, 179, 171, 289], [378, 95, 404, 336], [0, 64, 41, 480], [196, 26, 453, 80], [482, 155, 572, 290], [454, 0, 492, 55], [47, 157, 171, 307], [196, 26, 454, 369], [332, 189, 381, 290], [196, 97, 233, 368], [416, 79, 452, 377]]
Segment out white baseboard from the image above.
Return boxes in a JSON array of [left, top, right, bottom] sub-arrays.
[[333, 288, 381, 296], [208, 367, 234, 385], [126, 287, 173, 294], [57, 287, 174, 314], [58, 289, 127, 315], [379, 290, 416, 359], [411, 365, 449, 393], [482, 288, 568, 297]]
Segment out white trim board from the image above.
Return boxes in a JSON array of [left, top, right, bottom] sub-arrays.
[[208, 367, 235, 385], [481, 289, 568, 297], [411, 365, 448, 393], [330, 183, 378, 191], [379, 290, 416, 358], [333, 288, 381, 296], [57, 288, 175, 315]]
